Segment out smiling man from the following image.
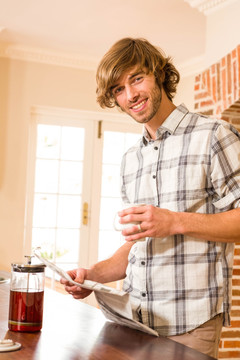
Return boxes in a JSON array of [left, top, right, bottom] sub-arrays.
[[61, 38, 240, 359]]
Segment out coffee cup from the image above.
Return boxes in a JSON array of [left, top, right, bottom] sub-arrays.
[[114, 203, 146, 241]]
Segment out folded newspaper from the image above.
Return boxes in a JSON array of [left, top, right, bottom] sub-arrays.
[[34, 249, 158, 337]]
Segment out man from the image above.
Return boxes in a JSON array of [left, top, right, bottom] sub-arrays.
[[61, 38, 240, 358]]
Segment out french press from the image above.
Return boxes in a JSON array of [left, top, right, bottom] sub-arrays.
[[8, 255, 46, 332]]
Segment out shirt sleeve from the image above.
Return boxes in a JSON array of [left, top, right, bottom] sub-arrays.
[[211, 123, 240, 211]]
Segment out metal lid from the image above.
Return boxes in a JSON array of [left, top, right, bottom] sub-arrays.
[[11, 263, 46, 273]]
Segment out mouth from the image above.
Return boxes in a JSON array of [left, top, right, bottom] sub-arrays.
[[130, 99, 147, 112]]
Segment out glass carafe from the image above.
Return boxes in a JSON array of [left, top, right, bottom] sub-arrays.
[[8, 256, 46, 332]]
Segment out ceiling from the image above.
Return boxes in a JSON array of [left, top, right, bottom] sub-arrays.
[[0, 0, 209, 72]]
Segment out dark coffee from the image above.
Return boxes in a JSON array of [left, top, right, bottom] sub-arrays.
[[8, 289, 44, 332]]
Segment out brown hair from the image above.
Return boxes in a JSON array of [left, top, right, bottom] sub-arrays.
[[96, 37, 180, 108]]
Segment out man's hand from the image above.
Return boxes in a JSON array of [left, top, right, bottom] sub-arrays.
[[60, 268, 92, 299], [118, 205, 176, 241]]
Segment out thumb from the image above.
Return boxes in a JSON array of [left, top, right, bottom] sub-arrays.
[[74, 268, 87, 284]]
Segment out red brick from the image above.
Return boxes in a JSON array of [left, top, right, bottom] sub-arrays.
[[202, 71, 207, 87], [232, 279, 240, 286], [200, 100, 214, 108], [232, 289, 240, 296], [233, 259, 240, 266], [221, 330, 240, 338], [195, 75, 201, 82], [221, 56, 226, 67], [207, 69, 211, 93], [231, 309, 240, 317], [211, 64, 216, 74], [227, 54, 232, 95], [195, 91, 209, 100], [223, 340, 240, 348], [232, 299, 240, 306], [212, 76, 217, 103], [232, 48, 237, 59], [230, 320, 240, 327], [234, 248, 240, 256], [221, 68, 227, 109], [217, 63, 221, 101], [233, 60, 237, 101], [194, 84, 200, 91], [219, 351, 240, 358]]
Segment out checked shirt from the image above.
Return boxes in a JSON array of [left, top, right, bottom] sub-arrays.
[[121, 104, 240, 336]]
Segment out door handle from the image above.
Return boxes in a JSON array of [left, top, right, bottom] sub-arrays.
[[82, 202, 88, 225]]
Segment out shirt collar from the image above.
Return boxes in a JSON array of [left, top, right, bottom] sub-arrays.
[[142, 103, 189, 143]]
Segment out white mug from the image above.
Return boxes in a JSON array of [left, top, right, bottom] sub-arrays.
[[113, 203, 146, 241]]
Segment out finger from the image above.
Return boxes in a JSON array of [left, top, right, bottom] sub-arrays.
[[60, 277, 67, 285], [119, 205, 146, 216], [65, 285, 81, 293]]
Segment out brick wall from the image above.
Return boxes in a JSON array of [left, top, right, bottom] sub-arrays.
[[194, 45, 240, 360]]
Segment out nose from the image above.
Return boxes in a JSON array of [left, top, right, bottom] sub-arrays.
[[126, 85, 139, 103]]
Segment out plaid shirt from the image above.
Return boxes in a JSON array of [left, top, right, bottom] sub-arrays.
[[121, 104, 240, 336]]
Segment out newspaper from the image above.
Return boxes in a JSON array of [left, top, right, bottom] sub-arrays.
[[34, 250, 158, 337]]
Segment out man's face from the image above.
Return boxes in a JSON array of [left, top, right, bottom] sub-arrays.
[[111, 67, 162, 124]]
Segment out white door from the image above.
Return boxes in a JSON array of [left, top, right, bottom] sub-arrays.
[[25, 107, 142, 290]]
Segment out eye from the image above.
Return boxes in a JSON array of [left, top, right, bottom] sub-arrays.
[[133, 76, 143, 84], [113, 86, 124, 95]]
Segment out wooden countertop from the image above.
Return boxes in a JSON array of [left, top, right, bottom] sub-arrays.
[[0, 271, 216, 360]]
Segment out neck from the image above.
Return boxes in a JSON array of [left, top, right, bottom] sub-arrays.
[[145, 94, 176, 140]]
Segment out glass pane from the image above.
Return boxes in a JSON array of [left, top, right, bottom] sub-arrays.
[[98, 230, 124, 261], [125, 133, 141, 150], [102, 132, 125, 164], [61, 127, 85, 161], [32, 228, 55, 258], [36, 125, 61, 159], [57, 195, 81, 228], [59, 161, 82, 195], [33, 194, 57, 227], [34, 159, 59, 193], [101, 164, 121, 197], [55, 229, 79, 263], [99, 197, 122, 231]]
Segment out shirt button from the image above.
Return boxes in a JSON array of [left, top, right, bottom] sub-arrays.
[[141, 261, 145, 266], [154, 146, 158, 150], [141, 292, 146, 297], [153, 175, 156, 179]]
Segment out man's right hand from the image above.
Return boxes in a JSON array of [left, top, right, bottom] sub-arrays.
[[60, 268, 93, 299]]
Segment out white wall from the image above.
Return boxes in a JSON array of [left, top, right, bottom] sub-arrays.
[[205, 0, 240, 67], [174, 0, 240, 113]]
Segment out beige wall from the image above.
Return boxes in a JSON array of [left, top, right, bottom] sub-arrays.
[[0, 58, 102, 270], [174, 74, 195, 112]]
